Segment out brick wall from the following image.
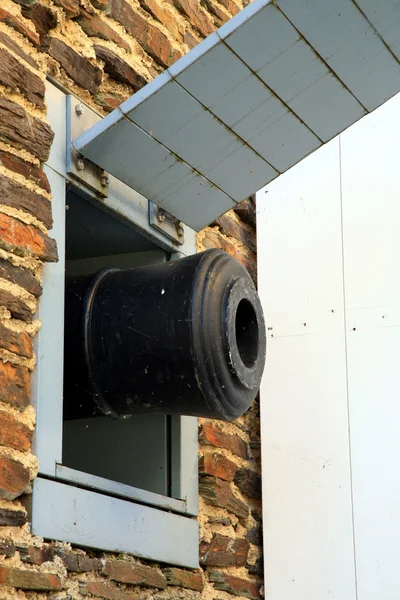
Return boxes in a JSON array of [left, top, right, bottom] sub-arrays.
[[0, 1, 263, 599]]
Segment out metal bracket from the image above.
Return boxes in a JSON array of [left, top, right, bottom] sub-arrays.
[[149, 202, 185, 246], [66, 97, 109, 198]]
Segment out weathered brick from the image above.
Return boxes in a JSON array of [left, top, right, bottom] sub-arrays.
[[0, 566, 62, 591], [94, 46, 147, 90], [22, 3, 57, 50], [0, 361, 30, 409], [78, 555, 103, 572], [54, 549, 79, 572], [209, 571, 262, 599], [183, 29, 200, 49], [0, 506, 27, 526], [0, 258, 42, 297], [0, 538, 16, 557], [0, 31, 39, 69], [53, 0, 80, 18], [199, 422, 249, 459], [0, 174, 52, 229], [54, 548, 102, 572], [199, 452, 237, 481], [234, 197, 256, 230], [200, 534, 250, 567], [94, 91, 129, 113], [0, 456, 30, 500], [19, 544, 55, 565], [0, 8, 40, 47], [215, 213, 257, 253], [0, 149, 50, 193], [0, 288, 34, 322], [234, 468, 262, 500], [140, 0, 184, 44], [217, 0, 241, 15], [0, 96, 54, 163], [0, 410, 32, 451], [199, 476, 248, 518], [49, 39, 102, 94], [163, 568, 203, 592], [246, 524, 263, 546], [84, 580, 137, 600], [0, 213, 58, 262], [0, 322, 33, 358], [110, 0, 182, 67], [201, 0, 231, 26], [0, 28, 45, 96], [89, 0, 108, 9], [77, 11, 130, 52], [168, 0, 214, 37], [103, 560, 166, 589]]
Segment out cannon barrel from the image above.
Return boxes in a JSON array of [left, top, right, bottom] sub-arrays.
[[64, 249, 266, 422]]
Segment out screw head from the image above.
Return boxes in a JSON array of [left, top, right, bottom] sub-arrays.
[[157, 211, 166, 223], [100, 174, 110, 187], [75, 103, 84, 116], [76, 157, 85, 171]]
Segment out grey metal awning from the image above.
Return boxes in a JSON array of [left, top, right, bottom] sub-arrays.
[[74, 0, 400, 231]]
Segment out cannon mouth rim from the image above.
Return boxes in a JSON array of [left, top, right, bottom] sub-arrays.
[[224, 277, 266, 392]]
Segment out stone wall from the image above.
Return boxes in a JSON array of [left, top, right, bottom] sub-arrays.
[[0, 1, 263, 599]]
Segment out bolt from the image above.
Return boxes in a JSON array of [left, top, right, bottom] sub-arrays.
[[176, 222, 184, 238], [157, 211, 165, 223], [75, 103, 84, 116], [76, 157, 85, 171], [100, 174, 109, 187]]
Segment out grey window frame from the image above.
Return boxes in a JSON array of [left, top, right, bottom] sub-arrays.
[[31, 81, 199, 568]]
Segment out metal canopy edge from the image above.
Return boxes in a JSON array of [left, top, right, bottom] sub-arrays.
[[73, 0, 400, 231]]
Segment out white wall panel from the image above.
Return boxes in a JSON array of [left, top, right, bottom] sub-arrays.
[[258, 139, 356, 600]]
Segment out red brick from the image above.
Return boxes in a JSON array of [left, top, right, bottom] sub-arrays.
[[0, 566, 62, 591], [77, 11, 130, 52], [0, 213, 58, 262], [110, 0, 182, 67], [0, 96, 54, 163], [0, 410, 32, 451], [0, 322, 33, 359], [200, 534, 250, 567], [199, 422, 249, 459], [199, 476, 249, 518], [163, 567, 204, 591], [199, 451, 238, 481], [209, 571, 262, 599], [0, 8, 40, 47], [0, 456, 30, 500], [84, 580, 137, 600], [103, 560, 166, 589], [0, 362, 30, 409]]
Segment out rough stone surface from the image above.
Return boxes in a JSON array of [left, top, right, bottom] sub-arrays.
[[0, 409, 32, 451], [200, 534, 250, 567], [0, 538, 16, 556], [53, 0, 80, 18], [0, 213, 58, 262], [0, 455, 30, 500], [168, 0, 214, 37], [163, 568, 204, 591], [94, 45, 147, 89], [103, 560, 167, 589], [209, 571, 263, 599], [199, 451, 238, 481], [83, 581, 138, 600], [0, 46, 45, 108], [22, 3, 57, 49], [0, 96, 54, 163], [0, 506, 28, 526], [49, 38, 102, 94], [0, 173, 52, 228], [0, 7, 40, 47], [19, 544, 55, 565], [199, 422, 249, 459], [110, 0, 183, 67], [0, 566, 62, 591], [234, 468, 262, 500], [0, 257, 42, 297], [77, 11, 131, 52], [199, 475, 249, 518], [0, 149, 51, 193], [0, 361, 30, 408], [0, 30, 39, 69]]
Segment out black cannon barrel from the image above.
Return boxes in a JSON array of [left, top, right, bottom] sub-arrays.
[[64, 249, 266, 421]]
